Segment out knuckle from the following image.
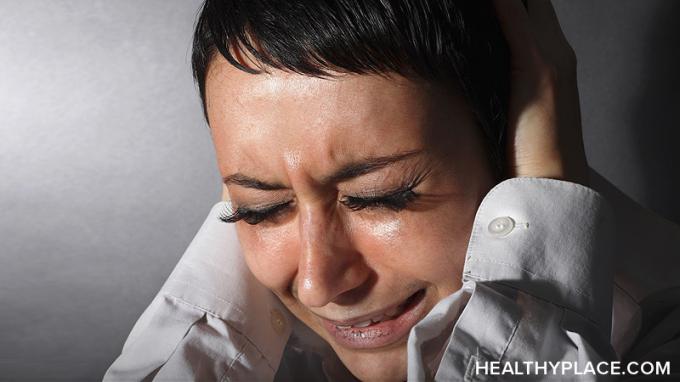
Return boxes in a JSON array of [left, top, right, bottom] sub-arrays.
[[536, 50, 577, 85]]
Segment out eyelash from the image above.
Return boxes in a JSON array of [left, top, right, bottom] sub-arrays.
[[339, 188, 418, 212], [218, 201, 292, 225], [218, 185, 420, 226]]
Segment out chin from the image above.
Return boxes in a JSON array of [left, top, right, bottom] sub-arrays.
[[334, 342, 408, 382]]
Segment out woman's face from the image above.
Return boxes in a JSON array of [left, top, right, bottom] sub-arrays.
[[206, 55, 495, 381]]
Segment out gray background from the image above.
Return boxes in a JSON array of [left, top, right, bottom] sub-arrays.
[[0, 1, 678, 380]]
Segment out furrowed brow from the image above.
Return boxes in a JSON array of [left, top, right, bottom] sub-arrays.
[[322, 149, 424, 184], [222, 173, 287, 190], [222, 149, 423, 190]]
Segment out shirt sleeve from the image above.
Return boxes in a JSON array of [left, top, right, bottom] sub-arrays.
[[102, 202, 293, 382], [408, 177, 618, 381]]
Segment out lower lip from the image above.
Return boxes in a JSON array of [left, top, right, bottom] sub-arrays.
[[320, 289, 428, 350]]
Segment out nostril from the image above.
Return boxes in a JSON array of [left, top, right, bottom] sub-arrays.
[[324, 270, 377, 306], [294, 265, 376, 308]]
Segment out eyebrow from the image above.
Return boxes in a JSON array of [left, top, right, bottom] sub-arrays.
[[222, 149, 423, 190]]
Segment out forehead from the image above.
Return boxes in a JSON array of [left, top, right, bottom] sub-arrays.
[[205, 55, 466, 180]]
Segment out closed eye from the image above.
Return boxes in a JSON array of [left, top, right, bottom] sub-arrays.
[[339, 188, 418, 212], [218, 201, 292, 225], [218, 188, 418, 225], [219, 174, 425, 225]]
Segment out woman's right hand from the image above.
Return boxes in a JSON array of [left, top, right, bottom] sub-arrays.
[[494, 0, 589, 185]]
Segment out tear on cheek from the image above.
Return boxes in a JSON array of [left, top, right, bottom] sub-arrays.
[[370, 219, 401, 240]]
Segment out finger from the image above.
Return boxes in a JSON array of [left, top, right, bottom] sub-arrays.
[[493, 0, 540, 67]]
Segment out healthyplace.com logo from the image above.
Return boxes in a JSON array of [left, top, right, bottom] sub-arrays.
[[475, 360, 671, 377]]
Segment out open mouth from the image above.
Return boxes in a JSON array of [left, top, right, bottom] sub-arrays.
[[320, 288, 428, 349]]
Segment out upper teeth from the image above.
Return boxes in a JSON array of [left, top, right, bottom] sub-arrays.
[[353, 320, 372, 328], [336, 306, 405, 329]]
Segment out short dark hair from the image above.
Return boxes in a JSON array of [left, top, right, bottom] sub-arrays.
[[191, 0, 510, 174]]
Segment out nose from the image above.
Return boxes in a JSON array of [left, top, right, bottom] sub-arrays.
[[294, 204, 371, 308]]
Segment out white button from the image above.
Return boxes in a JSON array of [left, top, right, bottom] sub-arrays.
[[270, 308, 286, 335], [488, 216, 515, 237]]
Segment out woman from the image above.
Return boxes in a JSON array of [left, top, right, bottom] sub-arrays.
[[105, 0, 680, 380]]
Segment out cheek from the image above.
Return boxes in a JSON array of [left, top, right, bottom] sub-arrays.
[[234, 196, 480, 297], [368, 219, 401, 241], [349, 204, 477, 290], [235, 223, 299, 292]]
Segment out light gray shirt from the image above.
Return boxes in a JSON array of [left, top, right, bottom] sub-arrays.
[[103, 175, 680, 381]]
